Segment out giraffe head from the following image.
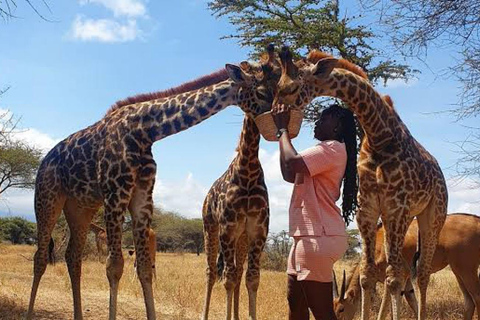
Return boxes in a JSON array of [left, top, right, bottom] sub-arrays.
[[273, 46, 339, 112], [225, 44, 281, 117]]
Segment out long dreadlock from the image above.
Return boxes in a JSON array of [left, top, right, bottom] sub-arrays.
[[321, 104, 358, 225]]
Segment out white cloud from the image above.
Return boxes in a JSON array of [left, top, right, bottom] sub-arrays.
[[79, 0, 146, 18], [71, 0, 148, 43], [15, 128, 59, 152], [447, 177, 480, 214], [71, 16, 140, 43], [259, 148, 292, 232], [153, 172, 208, 219], [383, 78, 418, 89], [0, 189, 36, 220], [0, 109, 59, 152]]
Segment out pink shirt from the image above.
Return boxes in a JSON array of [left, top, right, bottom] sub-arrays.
[[289, 140, 347, 237]]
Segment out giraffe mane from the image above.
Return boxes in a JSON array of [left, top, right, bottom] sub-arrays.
[[107, 69, 230, 115], [306, 50, 368, 80], [383, 95, 394, 108]]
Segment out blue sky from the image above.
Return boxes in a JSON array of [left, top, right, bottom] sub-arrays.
[[0, 0, 479, 232]]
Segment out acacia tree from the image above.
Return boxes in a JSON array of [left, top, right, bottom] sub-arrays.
[[361, 0, 480, 179], [208, 0, 417, 121], [0, 109, 42, 195]]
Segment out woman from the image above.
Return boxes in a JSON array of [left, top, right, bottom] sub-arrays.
[[273, 104, 358, 320]]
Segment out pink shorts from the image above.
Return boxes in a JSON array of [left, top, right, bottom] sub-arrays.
[[287, 235, 348, 282]]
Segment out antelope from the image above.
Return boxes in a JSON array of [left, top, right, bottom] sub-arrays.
[[334, 213, 480, 320]]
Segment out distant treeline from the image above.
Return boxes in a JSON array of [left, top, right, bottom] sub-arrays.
[[0, 216, 36, 244], [0, 210, 361, 271]]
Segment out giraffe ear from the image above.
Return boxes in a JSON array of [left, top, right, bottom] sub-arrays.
[[312, 57, 338, 78], [225, 63, 248, 84]]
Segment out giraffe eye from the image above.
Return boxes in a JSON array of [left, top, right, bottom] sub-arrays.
[[256, 90, 269, 101]]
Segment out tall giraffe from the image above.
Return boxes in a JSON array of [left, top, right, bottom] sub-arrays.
[[202, 115, 269, 320], [89, 223, 107, 257], [26, 52, 279, 320], [272, 47, 447, 320]]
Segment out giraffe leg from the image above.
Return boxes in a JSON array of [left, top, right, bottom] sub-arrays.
[[128, 172, 156, 320], [104, 200, 128, 320], [26, 187, 66, 320], [356, 204, 380, 320], [378, 211, 411, 320], [233, 232, 248, 320], [416, 199, 446, 320], [245, 209, 268, 320], [64, 199, 97, 320], [378, 258, 412, 320], [201, 213, 219, 320], [220, 221, 238, 320]]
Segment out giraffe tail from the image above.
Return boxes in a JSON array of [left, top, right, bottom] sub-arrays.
[[216, 249, 225, 282], [411, 230, 421, 280], [48, 237, 55, 265]]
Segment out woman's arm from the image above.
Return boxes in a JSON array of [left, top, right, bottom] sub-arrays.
[[279, 149, 295, 183], [274, 111, 310, 183], [278, 131, 310, 177]]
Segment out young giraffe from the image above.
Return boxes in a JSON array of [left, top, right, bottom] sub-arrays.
[[89, 223, 107, 257], [26, 53, 279, 320], [202, 115, 269, 320], [273, 47, 448, 320]]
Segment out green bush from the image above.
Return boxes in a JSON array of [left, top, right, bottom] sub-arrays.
[[0, 216, 36, 244]]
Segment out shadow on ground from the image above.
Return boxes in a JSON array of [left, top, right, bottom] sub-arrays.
[[0, 297, 66, 320], [0, 296, 195, 320]]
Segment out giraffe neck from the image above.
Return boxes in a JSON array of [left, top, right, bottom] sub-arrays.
[[313, 70, 398, 150], [122, 80, 238, 143], [90, 223, 105, 236], [235, 116, 261, 163]]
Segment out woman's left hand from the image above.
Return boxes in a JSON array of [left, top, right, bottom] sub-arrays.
[[273, 110, 290, 130]]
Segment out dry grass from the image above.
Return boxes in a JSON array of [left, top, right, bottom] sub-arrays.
[[0, 244, 465, 319]]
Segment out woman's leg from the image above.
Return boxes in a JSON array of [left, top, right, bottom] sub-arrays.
[[288, 275, 310, 320], [287, 238, 309, 320], [300, 235, 347, 320], [302, 280, 337, 320]]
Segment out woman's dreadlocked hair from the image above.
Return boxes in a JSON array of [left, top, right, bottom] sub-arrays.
[[321, 104, 358, 225]]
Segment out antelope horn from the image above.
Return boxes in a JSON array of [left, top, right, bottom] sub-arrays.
[[340, 269, 347, 301], [333, 270, 339, 298]]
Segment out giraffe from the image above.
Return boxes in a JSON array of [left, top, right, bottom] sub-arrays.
[[272, 47, 448, 320], [26, 49, 279, 320], [89, 223, 107, 258], [202, 115, 269, 320]]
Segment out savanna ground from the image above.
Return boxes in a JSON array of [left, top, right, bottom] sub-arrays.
[[0, 245, 465, 320]]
